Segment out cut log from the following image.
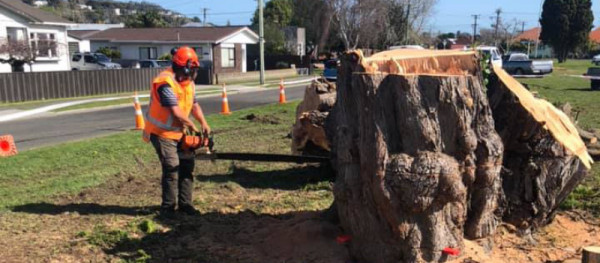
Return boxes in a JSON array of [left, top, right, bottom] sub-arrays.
[[487, 66, 591, 230], [291, 78, 337, 156], [328, 50, 503, 262], [583, 247, 600, 263], [325, 49, 592, 263]]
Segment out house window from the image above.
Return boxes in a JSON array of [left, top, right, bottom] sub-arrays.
[[193, 47, 203, 59], [221, 47, 235, 68], [139, 47, 157, 60], [7, 27, 27, 42], [30, 32, 57, 58]]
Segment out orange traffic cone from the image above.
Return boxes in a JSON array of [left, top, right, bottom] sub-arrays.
[[133, 92, 145, 130], [279, 78, 287, 104], [0, 134, 17, 157], [221, 84, 231, 115]]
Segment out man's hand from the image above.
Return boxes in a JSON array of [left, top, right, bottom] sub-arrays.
[[188, 124, 200, 133], [202, 124, 211, 136]]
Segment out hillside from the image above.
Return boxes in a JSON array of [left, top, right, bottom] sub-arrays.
[[22, 0, 197, 27]]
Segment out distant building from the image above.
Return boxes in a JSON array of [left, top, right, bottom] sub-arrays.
[[0, 0, 74, 72], [283, 26, 306, 56], [77, 4, 92, 11], [112, 8, 120, 16], [66, 24, 124, 57], [182, 22, 216, 27], [32, 1, 47, 7], [514, 27, 553, 58], [86, 26, 259, 74]]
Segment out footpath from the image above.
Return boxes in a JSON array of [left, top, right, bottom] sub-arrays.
[[0, 76, 316, 123]]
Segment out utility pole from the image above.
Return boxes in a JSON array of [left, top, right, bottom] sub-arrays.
[[258, 0, 265, 85], [493, 9, 501, 47], [404, 3, 411, 44], [521, 21, 525, 34], [202, 8, 208, 26], [471, 14, 480, 44]]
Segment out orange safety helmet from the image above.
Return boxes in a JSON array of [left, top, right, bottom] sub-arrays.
[[171, 46, 200, 68]]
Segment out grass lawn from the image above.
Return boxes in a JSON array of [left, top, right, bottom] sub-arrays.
[[0, 100, 337, 262], [518, 59, 600, 212]]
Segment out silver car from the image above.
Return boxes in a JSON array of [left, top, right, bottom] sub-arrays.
[[71, 52, 122, 70]]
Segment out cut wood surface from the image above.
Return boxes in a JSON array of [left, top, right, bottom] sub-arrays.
[[291, 79, 336, 156], [583, 246, 600, 263], [492, 64, 593, 169], [324, 49, 592, 263], [488, 70, 588, 230]]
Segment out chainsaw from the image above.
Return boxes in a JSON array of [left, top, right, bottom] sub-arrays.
[[180, 132, 329, 164]]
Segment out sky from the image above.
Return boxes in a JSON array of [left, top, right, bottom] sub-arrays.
[[121, 0, 600, 33]]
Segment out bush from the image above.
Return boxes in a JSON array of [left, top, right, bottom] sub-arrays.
[[96, 47, 121, 59], [158, 53, 172, 60]]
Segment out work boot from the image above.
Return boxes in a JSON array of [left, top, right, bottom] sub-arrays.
[[178, 205, 201, 216], [158, 206, 177, 220]]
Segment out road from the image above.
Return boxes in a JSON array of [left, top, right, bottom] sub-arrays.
[[1, 85, 308, 151]]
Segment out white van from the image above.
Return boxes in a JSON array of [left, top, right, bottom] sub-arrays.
[[475, 46, 502, 67]]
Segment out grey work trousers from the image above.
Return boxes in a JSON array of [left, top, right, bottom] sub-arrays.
[[150, 134, 195, 209]]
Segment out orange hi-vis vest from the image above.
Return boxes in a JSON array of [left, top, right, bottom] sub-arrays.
[[143, 69, 195, 142]]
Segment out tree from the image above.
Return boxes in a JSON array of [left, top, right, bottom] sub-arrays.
[[328, 0, 386, 50], [47, 0, 61, 8], [251, 0, 293, 55], [126, 11, 168, 28], [191, 16, 201, 23], [251, 0, 293, 27], [0, 39, 37, 72], [540, 0, 594, 63]]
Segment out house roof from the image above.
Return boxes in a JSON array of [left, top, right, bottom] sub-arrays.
[[68, 30, 100, 40], [0, 0, 72, 25], [86, 26, 259, 44], [515, 27, 541, 42], [590, 27, 600, 43]]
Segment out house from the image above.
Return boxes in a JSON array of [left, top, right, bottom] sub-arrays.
[[514, 27, 553, 58], [589, 27, 600, 45], [77, 4, 93, 11], [0, 0, 74, 73], [283, 26, 306, 56], [86, 26, 259, 74], [67, 23, 124, 56], [112, 8, 121, 16], [32, 1, 47, 7]]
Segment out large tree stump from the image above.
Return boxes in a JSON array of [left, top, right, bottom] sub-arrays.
[[325, 49, 592, 263], [327, 50, 504, 262], [487, 67, 591, 230]]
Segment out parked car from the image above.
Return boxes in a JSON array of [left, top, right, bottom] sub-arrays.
[[139, 60, 171, 68], [114, 59, 141, 69], [502, 53, 553, 75], [584, 67, 600, 90], [592, 54, 600, 65], [71, 52, 121, 70], [323, 59, 339, 81], [476, 46, 503, 68]]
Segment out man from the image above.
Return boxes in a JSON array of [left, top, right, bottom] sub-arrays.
[[143, 46, 210, 217]]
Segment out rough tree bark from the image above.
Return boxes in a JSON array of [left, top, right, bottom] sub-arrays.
[[324, 50, 592, 263], [487, 68, 590, 230], [291, 79, 337, 156], [327, 50, 504, 262]]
